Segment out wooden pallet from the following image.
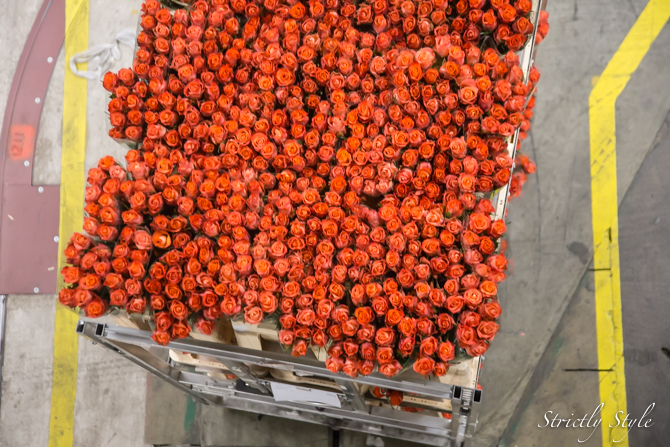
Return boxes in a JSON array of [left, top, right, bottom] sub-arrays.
[[108, 312, 479, 397], [108, 313, 151, 331], [436, 356, 480, 389], [169, 350, 229, 371], [189, 318, 237, 345], [359, 384, 453, 413], [106, 312, 237, 345]]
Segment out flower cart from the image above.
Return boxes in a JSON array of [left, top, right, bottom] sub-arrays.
[[63, 0, 550, 443]]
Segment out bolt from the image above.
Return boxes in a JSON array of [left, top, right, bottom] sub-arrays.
[[24, 160, 30, 167], [35, 97, 41, 104], [54, 236, 59, 242], [47, 57, 53, 63], [34, 287, 39, 293], [38, 187, 44, 193]]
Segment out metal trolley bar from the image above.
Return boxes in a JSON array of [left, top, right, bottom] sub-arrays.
[[76, 321, 217, 406], [76, 321, 482, 446], [92, 322, 459, 399]]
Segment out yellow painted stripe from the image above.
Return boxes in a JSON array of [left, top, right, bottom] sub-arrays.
[[50, 0, 89, 446], [589, 1, 670, 445]]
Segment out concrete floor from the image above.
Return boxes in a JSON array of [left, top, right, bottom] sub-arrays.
[[1, 0, 670, 446]]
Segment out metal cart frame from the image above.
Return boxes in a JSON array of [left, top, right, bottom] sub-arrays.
[[77, 321, 482, 446]]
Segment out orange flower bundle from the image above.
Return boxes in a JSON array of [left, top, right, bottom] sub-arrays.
[[61, 0, 549, 378]]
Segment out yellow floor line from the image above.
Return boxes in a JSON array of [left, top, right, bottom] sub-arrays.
[[589, 1, 670, 445], [49, 1, 89, 446]]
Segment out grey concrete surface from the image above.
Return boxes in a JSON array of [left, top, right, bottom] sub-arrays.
[[618, 111, 670, 446], [144, 374, 200, 445], [73, 336, 147, 447], [198, 405, 330, 447], [615, 24, 670, 202], [340, 430, 429, 446], [0, 295, 55, 447], [500, 273, 602, 447], [145, 374, 332, 446]]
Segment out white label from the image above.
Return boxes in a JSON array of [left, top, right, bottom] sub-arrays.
[[270, 382, 342, 408]]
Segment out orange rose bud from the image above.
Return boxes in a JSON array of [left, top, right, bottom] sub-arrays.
[[413, 356, 435, 377], [152, 330, 171, 346], [152, 230, 171, 249], [389, 390, 404, 406], [354, 306, 374, 325], [291, 339, 308, 357], [171, 321, 191, 339], [85, 297, 107, 318], [58, 288, 76, 307]]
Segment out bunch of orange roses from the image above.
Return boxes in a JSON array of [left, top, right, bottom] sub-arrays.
[[61, 0, 548, 379]]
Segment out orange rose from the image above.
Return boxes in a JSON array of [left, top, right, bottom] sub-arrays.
[[477, 321, 499, 341], [413, 356, 435, 377], [354, 306, 374, 325], [374, 327, 395, 347], [79, 274, 101, 291], [458, 81, 479, 105], [420, 336, 438, 357], [219, 296, 240, 317], [152, 330, 171, 346], [446, 295, 464, 314], [479, 301, 502, 320], [466, 341, 489, 357], [341, 318, 360, 337], [487, 254, 508, 272], [259, 292, 279, 314], [85, 297, 107, 318], [126, 297, 146, 314], [171, 321, 191, 339], [152, 230, 171, 249], [297, 308, 316, 326], [379, 359, 402, 377], [61, 266, 82, 284], [381, 305, 402, 325], [437, 341, 456, 362], [464, 288, 483, 308], [133, 230, 152, 250], [461, 310, 482, 328], [244, 306, 264, 325], [169, 299, 189, 320], [292, 339, 308, 358], [456, 324, 477, 346], [396, 316, 415, 337]]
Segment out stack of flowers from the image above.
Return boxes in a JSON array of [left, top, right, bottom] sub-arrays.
[[61, 0, 549, 379]]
